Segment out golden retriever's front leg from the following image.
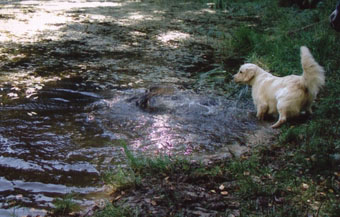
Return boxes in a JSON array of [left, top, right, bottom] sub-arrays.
[[256, 104, 268, 121]]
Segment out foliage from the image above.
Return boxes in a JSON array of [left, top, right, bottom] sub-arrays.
[[52, 194, 79, 216], [123, 143, 175, 176], [103, 143, 193, 190], [103, 167, 140, 190], [92, 203, 136, 217]]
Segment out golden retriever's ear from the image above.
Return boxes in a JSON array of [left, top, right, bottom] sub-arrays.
[[244, 68, 255, 82]]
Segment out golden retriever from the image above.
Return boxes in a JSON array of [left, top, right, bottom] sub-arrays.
[[233, 46, 325, 128]]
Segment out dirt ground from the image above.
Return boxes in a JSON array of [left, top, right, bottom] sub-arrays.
[[0, 0, 236, 94]]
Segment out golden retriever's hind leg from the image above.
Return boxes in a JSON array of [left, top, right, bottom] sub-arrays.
[[271, 111, 287, 128], [306, 105, 313, 115]]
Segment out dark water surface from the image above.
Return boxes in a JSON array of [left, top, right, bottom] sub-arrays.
[[0, 78, 110, 216], [0, 78, 259, 216]]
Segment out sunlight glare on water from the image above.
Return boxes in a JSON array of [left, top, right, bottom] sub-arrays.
[[0, 1, 123, 42]]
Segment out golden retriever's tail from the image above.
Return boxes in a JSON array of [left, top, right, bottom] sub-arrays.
[[301, 46, 325, 98]]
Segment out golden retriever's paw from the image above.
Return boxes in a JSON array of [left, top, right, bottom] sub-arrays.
[[271, 123, 281, 128], [307, 108, 313, 115], [271, 119, 286, 128], [256, 112, 265, 121]]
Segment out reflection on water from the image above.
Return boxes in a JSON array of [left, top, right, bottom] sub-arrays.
[[90, 88, 257, 156], [0, 79, 117, 215]]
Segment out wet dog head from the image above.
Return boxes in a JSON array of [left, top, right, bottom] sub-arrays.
[[330, 0, 340, 32], [234, 63, 258, 84]]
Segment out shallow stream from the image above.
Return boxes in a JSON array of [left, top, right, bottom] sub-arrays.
[[0, 0, 274, 215]]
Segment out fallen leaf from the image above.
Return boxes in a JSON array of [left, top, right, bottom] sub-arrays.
[[301, 183, 309, 190], [114, 195, 122, 201], [27, 112, 37, 116], [241, 155, 248, 160], [221, 191, 228, 195]]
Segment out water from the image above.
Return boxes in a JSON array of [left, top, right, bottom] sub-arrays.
[[0, 78, 110, 215], [0, 0, 275, 215], [89, 87, 257, 155], [0, 77, 260, 215]]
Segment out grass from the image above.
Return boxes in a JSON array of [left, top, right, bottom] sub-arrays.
[[216, 1, 340, 215], [91, 0, 340, 216], [103, 143, 192, 188], [102, 144, 179, 191], [99, 140, 338, 216], [52, 194, 80, 216], [92, 203, 137, 217]]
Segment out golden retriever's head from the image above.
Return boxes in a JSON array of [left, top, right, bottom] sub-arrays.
[[233, 63, 258, 84]]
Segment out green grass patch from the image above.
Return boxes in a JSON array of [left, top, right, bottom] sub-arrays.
[[92, 203, 137, 217], [52, 194, 80, 216], [102, 143, 194, 190]]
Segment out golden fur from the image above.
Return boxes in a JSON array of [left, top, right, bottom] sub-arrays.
[[234, 46, 325, 128]]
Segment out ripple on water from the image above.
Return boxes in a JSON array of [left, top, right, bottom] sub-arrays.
[[0, 80, 113, 214], [89, 88, 259, 156]]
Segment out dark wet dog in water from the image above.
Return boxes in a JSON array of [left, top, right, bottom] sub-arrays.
[[330, 0, 340, 31], [133, 86, 175, 111]]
